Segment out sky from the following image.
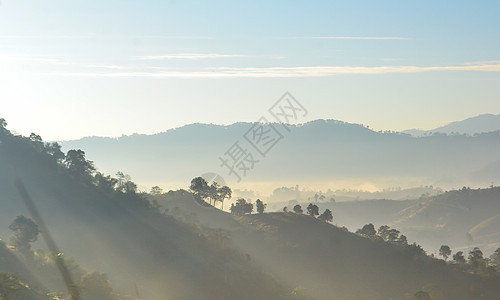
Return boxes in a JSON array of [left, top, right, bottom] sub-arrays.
[[0, 0, 499, 141]]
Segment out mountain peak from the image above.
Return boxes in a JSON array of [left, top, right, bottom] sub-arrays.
[[404, 113, 500, 136]]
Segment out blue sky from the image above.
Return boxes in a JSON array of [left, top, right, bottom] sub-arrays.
[[1, 0, 499, 140]]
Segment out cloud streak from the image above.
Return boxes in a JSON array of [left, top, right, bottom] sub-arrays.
[[0, 54, 73, 65], [87, 64, 126, 69], [288, 36, 409, 40], [134, 53, 246, 60], [0, 34, 213, 40], [44, 63, 500, 78]]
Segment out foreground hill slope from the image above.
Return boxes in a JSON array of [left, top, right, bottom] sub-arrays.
[[152, 191, 500, 300], [393, 187, 500, 252], [288, 187, 500, 253], [0, 123, 289, 299]]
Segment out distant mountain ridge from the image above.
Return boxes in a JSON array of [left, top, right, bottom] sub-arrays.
[[403, 114, 500, 136], [61, 118, 500, 192]]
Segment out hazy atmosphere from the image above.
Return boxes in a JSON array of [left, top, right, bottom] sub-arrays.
[[1, 1, 500, 299]]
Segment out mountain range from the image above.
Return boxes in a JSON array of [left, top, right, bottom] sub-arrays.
[[403, 114, 500, 136], [60, 114, 500, 193], [1, 119, 500, 299]]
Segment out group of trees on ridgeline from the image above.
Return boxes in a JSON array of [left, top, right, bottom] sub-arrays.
[[1, 118, 143, 199], [354, 222, 500, 275], [355, 223, 409, 245], [188, 177, 270, 215], [189, 178, 334, 222], [229, 198, 269, 215], [437, 245, 500, 275], [189, 177, 232, 209], [230, 198, 254, 216], [282, 203, 333, 223]]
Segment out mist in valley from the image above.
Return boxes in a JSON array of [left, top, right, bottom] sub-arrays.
[[2, 1, 500, 299]]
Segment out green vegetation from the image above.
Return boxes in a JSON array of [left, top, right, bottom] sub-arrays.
[[150, 182, 500, 299], [1, 118, 500, 299], [189, 177, 232, 209], [292, 204, 303, 214], [317, 209, 333, 223], [255, 199, 266, 214], [0, 120, 290, 299], [439, 245, 452, 260], [8, 216, 40, 258], [230, 198, 254, 216]]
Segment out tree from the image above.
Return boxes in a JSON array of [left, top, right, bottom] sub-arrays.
[[356, 224, 376, 237], [376, 225, 401, 242], [255, 199, 266, 214], [439, 245, 452, 260], [116, 171, 130, 188], [78, 271, 118, 300], [386, 228, 400, 242], [150, 186, 163, 195], [490, 248, 500, 265], [377, 225, 390, 240], [123, 181, 138, 194], [8, 216, 39, 256], [208, 182, 220, 206], [408, 242, 426, 256], [230, 198, 253, 216], [0, 118, 8, 135], [189, 177, 209, 201], [397, 234, 408, 246], [283, 206, 288, 212], [65, 149, 95, 179], [317, 209, 333, 222], [217, 185, 232, 210], [188, 177, 231, 209], [468, 247, 484, 268], [293, 204, 303, 214], [306, 203, 319, 217], [45, 142, 65, 163], [94, 172, 118, 193], [29, 133, 44, 151], [116, 172, 137, 194], [453, 251, 466, 264]]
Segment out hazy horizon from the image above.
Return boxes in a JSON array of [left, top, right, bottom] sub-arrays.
[[2, 1, 500, 141], [7, 112, 494, 142], [1, 2, 500, 299]]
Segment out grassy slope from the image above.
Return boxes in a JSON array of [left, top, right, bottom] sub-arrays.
[[289, 188, 500, 254], [0, 131, 290, 300], [393, 188, 500, 252], [153, 192, 500, 300]]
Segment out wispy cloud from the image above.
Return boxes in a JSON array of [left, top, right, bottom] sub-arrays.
[[0, 34, 213, 40], [87, 64, 126, 69], [43, 63, 500, 78], [464, 60, 500, 65], [378, 58, 406, 62], [0, 54, 72, 65], [288, 36, 409, 40], [134, 53, 246, 60]]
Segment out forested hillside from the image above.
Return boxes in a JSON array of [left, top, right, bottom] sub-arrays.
[[2, 119, 500, 299], [0, 120, 289, 300], [61, 119, 500, 191], [149, 189, 500, 300]]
